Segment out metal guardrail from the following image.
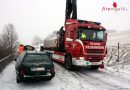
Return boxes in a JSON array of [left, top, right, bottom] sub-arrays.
[[0, 53, 16, 72], [0, 53, 15, 63]]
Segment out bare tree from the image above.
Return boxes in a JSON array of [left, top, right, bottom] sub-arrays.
[[0, 24, 19, 59], [32, 36, 43, 46]]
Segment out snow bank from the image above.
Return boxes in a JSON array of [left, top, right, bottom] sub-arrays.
[[105, 44, 130, 74]]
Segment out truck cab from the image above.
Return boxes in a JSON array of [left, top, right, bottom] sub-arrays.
[[64, 19, 107, 69]]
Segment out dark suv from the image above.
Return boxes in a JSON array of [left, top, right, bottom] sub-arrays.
[[15, 51, 55, 83]]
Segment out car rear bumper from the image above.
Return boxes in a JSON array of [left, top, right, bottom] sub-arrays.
[[23, 73, 52, 78], [17, 72, 55, 80]]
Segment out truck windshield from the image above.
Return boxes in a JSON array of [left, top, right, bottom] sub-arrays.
[[79, 28, 105, 41]]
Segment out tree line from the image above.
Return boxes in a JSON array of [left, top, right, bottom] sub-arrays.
[[0, 24, 19, 60]]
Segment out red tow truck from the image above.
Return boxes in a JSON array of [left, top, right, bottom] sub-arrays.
[[42, 0, 107, 70]]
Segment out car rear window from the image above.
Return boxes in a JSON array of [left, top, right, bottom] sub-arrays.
[[23, 54, 51, 64]]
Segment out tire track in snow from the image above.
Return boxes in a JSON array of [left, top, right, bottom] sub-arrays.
[[54, 63, 119, 90], [74, 69, 130, 90], [54, 62, 130, 90], [54, 63, 89, 90], [70, 70, 119, 90]]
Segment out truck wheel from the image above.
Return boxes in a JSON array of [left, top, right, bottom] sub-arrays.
[[65, 55, 73, 70], [90, 66, 99, 70]]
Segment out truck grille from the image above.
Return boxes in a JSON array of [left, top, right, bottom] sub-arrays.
[[85, 49, 104, 61], [87, 56, 102, 62], [87, 49, 104, 53]]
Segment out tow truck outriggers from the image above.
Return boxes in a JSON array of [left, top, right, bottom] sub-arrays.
[[42, 0, 107, 70]]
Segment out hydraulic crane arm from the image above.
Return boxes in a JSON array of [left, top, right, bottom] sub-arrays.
[[65, 0, 77, 20]]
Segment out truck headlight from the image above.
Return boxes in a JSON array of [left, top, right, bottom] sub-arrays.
[[76, 57, 85, 60]]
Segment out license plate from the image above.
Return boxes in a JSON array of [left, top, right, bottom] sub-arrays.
[[91, 62, 101, 65], [31, 67, 45, 71]]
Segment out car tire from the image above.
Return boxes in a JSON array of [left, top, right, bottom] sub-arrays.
[[47, 77, 52, 81], [51, 73, 55, 78], [65, 55, 73, 71], [16, 76, 22, 83], [44, 77, 52, 81]]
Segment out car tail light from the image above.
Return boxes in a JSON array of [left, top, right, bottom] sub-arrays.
[[19, 67, 24, 75]]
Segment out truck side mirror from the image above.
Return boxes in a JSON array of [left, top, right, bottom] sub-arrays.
[[105, 33, 107, 41]]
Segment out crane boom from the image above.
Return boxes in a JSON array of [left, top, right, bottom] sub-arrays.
[[65, 0, 77, 20]]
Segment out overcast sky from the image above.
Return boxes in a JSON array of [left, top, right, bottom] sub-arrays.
[[0, 0, 130, 45]]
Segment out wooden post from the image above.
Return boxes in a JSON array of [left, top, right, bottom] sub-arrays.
[[117, 42, 119, 62]]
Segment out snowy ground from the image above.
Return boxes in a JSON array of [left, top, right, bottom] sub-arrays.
[[0, 61, 130, 90], [0, 31, 130, 90], [106, 31, 130, 73]]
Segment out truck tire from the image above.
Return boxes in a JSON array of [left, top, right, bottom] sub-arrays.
[[90, 66, 99, 70], [65, 55, 73, 70]]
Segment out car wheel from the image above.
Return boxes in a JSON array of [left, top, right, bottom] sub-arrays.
[[47, 77, 52, 80], [16, 76, 22, 83], [44, 77, 52, 81], [51, 73, 55, 78], [65, 55, 73, 71]]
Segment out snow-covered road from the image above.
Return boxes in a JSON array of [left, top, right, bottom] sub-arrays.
[[0, 31, 130, 90], [0, 61, 130, 90]]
